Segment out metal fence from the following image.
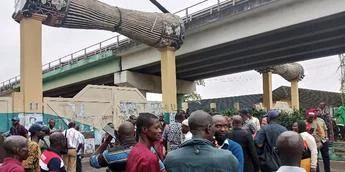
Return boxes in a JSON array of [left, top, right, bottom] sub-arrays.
[[0, 0, 246, 93]]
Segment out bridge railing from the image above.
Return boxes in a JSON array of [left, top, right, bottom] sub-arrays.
[[0, 0, 247, 93], [0, 34, 129, 93]]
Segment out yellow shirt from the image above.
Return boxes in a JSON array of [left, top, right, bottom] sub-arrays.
[[22, 140, 41, 172]]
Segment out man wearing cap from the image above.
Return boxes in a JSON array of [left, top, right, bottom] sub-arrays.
[[255, 110, 287, 172], [181, 119, 192, 143], [9, 116, 28, 138], [306, 108, 330, 172], [22, 124, 45, 172]]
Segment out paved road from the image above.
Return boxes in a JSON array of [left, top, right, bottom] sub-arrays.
[[81, 158, 344, 172]]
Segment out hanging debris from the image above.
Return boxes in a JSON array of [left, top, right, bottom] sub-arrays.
[[256, 63, 305, 82], [13, 0, 185, 49]]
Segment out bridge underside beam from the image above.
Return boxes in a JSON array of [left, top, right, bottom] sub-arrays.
[[114, 70, 195, 95], [132, 4, 345, 80]]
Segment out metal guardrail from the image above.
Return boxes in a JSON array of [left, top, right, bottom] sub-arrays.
[[0, 0, 245, 93]]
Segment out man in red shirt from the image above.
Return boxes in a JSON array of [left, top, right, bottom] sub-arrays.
[[127, 113, 162, 172], [0, 135, 29, 172]]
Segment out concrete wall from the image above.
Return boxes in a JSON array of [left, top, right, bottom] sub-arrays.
[[44, 85, 148, 130]]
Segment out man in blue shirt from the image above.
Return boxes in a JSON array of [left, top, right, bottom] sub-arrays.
[[213, 115, 244, 172]]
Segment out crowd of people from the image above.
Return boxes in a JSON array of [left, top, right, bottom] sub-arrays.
[[0, 119, 85, 172], [89, 104, 333, 172], [0, 102, 334, 172]]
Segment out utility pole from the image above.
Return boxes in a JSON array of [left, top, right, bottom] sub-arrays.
[[339, 54, 345, 104]]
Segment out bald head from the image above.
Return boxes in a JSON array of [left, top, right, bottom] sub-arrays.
[[189, 110, 214, 140], [118, 121, 135, 139], [189, 110, 212, 131], [3, 136, 28, 161], [277, 131, 304, 166]]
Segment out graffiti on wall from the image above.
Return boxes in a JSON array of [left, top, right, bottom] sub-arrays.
[[84, 138, 95, 154], [64, 103, 86, 118], [146, 102, 163, 116], [118, 101, 163, 119], [18, 113, 43, 129], [119, 102, 141, 119]]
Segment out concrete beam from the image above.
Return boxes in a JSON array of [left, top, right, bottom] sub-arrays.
[[121, 0, 345, 70], [114, 71, 195, 94]]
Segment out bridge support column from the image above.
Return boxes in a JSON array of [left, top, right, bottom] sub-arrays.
[[291, 80, 299, 110], [262, 72, 273, 110], [160, 47, 177, 119], [18, 14, 46, 113]]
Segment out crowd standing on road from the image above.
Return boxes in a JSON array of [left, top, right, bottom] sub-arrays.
[[0, 102, 336, 172]]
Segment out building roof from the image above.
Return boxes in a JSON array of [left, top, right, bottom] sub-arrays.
[[188, 86, 342, 112]]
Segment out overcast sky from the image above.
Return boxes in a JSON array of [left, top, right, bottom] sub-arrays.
[[0, 0, 342, 101]]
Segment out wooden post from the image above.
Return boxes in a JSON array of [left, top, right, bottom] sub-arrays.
[[160, 47, 177, 123], [262, 72, 273, 110], [19, 14, 46, 113], [291, 80, 300, 110]]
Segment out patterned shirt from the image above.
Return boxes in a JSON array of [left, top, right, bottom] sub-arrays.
[[162, 122, 182, 151], [22, 140, 41, 171]]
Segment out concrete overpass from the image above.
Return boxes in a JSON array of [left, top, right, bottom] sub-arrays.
[[2, 0, 345, 97]]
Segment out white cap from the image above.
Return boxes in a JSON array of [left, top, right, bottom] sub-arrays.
[[182, 119, 189, 126]]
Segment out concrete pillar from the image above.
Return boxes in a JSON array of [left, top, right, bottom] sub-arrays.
[[291, 80, 300, 110], [160, 47, 177, 115], [19, 14, 46, 113], [262, 72, 273, 110]]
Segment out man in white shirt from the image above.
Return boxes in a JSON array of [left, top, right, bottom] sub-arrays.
[[292, 121, 318, 172], [276, 131, 306, 172], [62, 122, 82, 172]]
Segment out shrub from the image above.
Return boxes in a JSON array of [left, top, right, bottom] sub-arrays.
[[277, 110, 305, 130], [221, 108, 306, 130]]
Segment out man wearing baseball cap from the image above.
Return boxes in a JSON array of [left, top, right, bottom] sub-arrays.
[[9, 116, 28, 138], [181, 119, 192, 143], [255, 110, 287, 172], [306, 108, 330, 172]]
